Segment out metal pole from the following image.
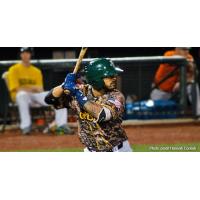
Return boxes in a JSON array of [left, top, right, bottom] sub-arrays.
[[192, 81, 197, 117], [192, 64, 198, 118], [180, 64, 187, 115]]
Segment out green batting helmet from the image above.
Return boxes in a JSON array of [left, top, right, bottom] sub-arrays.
[[84, 58, 123, 90]]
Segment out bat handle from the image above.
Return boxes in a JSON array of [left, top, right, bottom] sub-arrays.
[[63, 47, 88, 95], [64, 89, 71, 95]]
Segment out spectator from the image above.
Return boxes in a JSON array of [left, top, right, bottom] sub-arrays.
[[151, 47, 200, 117], [7, 47, 73, 135]]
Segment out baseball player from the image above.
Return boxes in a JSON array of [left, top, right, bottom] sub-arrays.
[[45, 58, 132, 152], [7, 47, 73, 135]]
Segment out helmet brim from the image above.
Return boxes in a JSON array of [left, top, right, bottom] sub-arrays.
[[115, 66, 124, 73]]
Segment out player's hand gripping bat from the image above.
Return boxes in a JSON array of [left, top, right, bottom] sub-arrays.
[[64, 47, 88, 94]]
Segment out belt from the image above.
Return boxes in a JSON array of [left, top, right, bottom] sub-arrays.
[[112, 142, 123, 152]]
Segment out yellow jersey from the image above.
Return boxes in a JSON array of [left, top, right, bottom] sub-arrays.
[[7, 63, 43, 101]]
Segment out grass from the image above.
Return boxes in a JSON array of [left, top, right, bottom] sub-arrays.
[[5, 143, 200, 152]]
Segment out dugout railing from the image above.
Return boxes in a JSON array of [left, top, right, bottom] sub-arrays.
[[0, 56, 196, 123]]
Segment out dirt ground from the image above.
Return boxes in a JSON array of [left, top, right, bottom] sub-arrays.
[[0, 122, 200, 151]]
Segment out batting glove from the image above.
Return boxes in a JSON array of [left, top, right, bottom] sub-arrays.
[[62, 73, 77, 95]]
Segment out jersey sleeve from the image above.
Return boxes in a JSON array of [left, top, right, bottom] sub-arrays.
[[45, 90, 72, 109], [8, 66, 19, 91], [100, 91, 125, 121]]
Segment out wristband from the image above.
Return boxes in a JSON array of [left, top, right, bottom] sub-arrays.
[[75, 89, 88, 107]]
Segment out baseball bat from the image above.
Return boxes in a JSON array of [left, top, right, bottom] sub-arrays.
[[73, 47, 88, 73], [64, 47, 88, 94]]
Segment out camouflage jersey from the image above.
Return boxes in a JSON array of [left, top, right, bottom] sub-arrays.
[[57, 85, 128, 152]]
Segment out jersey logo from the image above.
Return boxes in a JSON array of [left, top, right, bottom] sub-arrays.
[[19, 79, 36, 85], [79, 112, 95, 122], [108, 98, 122, 109]]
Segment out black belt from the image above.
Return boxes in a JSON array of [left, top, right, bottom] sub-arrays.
[[114, 142, 123, 151]]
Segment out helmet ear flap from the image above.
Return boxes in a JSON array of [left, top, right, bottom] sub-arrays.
[[92, 79, 105, 90], [86, 77, 104, 90]]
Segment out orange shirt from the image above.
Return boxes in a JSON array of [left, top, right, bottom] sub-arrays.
[[154, 50, 193, 92]]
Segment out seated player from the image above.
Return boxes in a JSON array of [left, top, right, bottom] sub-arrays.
[[7, 47, 73, 135], [45, 58, 132, 152], [151, 47, 200, 116]]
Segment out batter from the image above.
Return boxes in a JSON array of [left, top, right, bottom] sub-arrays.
[[45, 58, 132, 152]]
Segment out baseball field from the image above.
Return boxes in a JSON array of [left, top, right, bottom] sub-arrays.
[[1, 120, 200, 152]]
